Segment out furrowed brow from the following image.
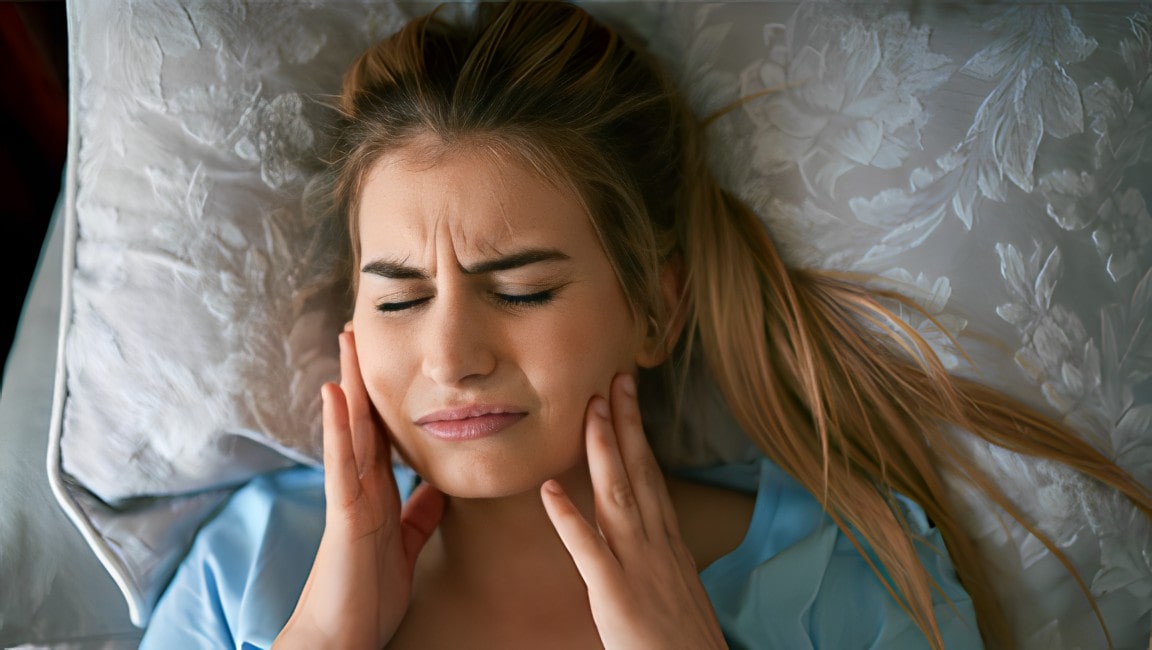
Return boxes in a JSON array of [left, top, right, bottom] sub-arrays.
[[360, 249, 570, 279], [461, 249, 570, 275], [361, 259, 428, 280]]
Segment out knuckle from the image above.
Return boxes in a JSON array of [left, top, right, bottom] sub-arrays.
[[609, 480, 637, 511], [631, 460, 666, 497], [617, 408, 643, 435], [635, 460, 662, 487]]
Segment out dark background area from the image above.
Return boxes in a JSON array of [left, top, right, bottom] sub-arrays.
[[0, 1, 68, 378]]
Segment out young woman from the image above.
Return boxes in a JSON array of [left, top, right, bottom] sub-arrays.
[[141, 2, 1152, 648]]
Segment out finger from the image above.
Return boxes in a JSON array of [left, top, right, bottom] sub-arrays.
[[400, 482, 446, 573], [611, 373, 680, 540], [585, 394, 648, 546], [321, 382, 362, 511], [339, 331, 387, 476], [541, 480, 624, 594]]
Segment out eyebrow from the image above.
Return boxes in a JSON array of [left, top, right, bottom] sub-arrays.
[[361, 248, 571, 279]]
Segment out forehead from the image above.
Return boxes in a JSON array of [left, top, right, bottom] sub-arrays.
[[356, 141, 593, 257]]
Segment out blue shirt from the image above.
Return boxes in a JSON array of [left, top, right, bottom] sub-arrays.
[[140, 457, 982, 649]]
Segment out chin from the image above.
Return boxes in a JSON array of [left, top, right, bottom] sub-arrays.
[[419, 452, 583, 500], [426, 472, 538, 500]]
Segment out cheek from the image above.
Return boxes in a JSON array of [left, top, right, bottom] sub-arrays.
[[525, 306, 637, 420], [351, 321, 411, 423], [355, 335, 430, 470]]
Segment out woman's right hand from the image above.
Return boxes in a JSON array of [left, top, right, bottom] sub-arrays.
[[274, 330, 445, 649]]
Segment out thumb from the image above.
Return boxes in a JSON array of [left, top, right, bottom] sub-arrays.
[[399, 482, 445, 571]]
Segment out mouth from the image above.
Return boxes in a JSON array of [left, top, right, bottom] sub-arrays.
[[415, 405, 527, 441]]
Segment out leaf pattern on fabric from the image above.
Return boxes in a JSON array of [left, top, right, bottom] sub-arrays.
[[738, 6, 953, 200], [846, 5, 1104, 264], [873, 269, 968, 369], [995, 243, 1102, 421], [961, 6, 1094, 189], [1037, 14, 1152, 283], [649, 7, 1151, 643], [63, 0, 413, 625], [995, 241, 1152, 609]]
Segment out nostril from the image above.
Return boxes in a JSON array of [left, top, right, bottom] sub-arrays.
[[422, 306, 498, 385]]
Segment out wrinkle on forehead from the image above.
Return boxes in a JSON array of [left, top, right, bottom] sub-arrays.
[[361, 135, 583, 275], [424, 162, 515, 270]]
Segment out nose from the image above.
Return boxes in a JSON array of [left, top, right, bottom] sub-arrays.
[[421, 290, 498, 386]]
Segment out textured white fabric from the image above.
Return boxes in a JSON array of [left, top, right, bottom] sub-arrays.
[[54, 0, 414, 625], [50, 0, 1151, 645]]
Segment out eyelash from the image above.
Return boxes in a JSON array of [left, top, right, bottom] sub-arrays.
[[495, 290, 554, 307], [374, 290, 555, 313], [375, 298, 430, 313]]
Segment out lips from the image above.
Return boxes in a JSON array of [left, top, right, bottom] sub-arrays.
[[415, 405, 527, 441]]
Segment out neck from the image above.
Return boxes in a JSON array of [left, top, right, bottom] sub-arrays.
[[430, 463, 596, 598]]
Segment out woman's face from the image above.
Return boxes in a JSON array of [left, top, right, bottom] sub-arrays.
[[351, 140, 649, 498]]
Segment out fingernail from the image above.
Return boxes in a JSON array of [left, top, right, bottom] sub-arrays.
[[542, 479, 562, 495], [620, 374, 636, 397], [593, 396, 610, 419]]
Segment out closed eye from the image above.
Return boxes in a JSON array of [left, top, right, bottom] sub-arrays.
[[374, 288, 560, 313], [494, 290, 555, 307], [375, 297, 431, 312]]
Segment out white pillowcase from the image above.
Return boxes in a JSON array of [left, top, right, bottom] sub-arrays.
[[52, 0, 420, 624]]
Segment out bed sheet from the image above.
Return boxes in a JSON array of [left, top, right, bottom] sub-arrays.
[[0, 191, 140, 648]]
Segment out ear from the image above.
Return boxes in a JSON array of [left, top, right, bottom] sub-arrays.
[[636, 256, 687, 368]]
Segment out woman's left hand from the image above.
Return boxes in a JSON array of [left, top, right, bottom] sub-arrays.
[[540, 373, 728, 649]]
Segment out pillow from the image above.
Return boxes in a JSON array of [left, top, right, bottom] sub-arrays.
[[53, 0, 417, 625], [52, 1, 1151, 646]]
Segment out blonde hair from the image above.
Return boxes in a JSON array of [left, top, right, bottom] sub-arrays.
[[328, 2, 1152, 647]]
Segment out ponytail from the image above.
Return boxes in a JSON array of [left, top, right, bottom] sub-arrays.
[[674, 107, 1152, 647]]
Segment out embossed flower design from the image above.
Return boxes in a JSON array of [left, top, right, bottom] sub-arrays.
[[875, 269, 967, 369], [1042, 174, 1152, 285], [234, 93, 317, 190], [739, 8, 952, 198], [1093, 188, 1152, 282], [995, 244, 1104, 419]]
